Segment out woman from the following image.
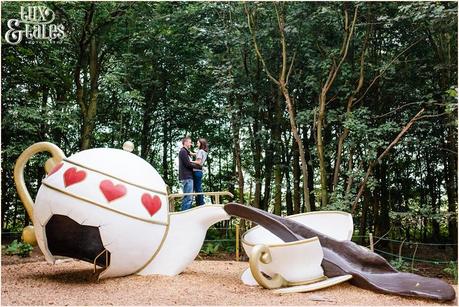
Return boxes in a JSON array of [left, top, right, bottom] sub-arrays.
[[192, 138, 208, 206]]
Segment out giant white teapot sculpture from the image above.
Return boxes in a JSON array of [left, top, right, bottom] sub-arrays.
[[14, 142, 230, 279]]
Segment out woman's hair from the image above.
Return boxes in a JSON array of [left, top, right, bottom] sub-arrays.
[[198, 138, 209, 152]]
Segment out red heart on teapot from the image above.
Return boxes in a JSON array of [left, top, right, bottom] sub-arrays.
[[63, 167, 86, 187], [141, 193, 161, 216], [100, 180, 127, 202], [48, 162, 63, 177]]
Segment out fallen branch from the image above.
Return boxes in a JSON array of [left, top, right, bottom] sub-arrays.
[[351, 108, 425, 214]]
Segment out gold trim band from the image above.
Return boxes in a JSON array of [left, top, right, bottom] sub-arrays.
[[242, 235, 319, 248], [133, 222, 170, 274], [287, 211, 352, 218], [93, 249, 108, 273], [63, 158, 168, 196], [169, 204, 225, 216], [42, 182, 169, 226], [248, 244, 327, 289], [286, 275, 328, 287]]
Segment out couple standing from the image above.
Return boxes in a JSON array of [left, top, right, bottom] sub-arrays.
[[178, 136, 209, 211]]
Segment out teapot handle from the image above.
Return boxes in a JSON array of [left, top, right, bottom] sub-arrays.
[[13, 142, 65, 229], [249, 244, 288, 289]]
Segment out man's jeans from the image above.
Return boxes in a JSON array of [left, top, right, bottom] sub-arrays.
[[193, 170, 204, 206], [181, 179, 193, 211]]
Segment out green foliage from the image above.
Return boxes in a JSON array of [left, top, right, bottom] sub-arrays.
[[389, 258, 418, 273], [446, 87, 457, 98], [328, 185, 352, 212], [1, 1, 457, 249], [443, 261, 458, 284], [202, 226, 237, 254], [200, 242, 221, 255], [4, 240, 33, 258]]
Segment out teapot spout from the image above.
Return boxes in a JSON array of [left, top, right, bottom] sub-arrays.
[[193, 204, 231, 228], [136, 205, 230, 276]]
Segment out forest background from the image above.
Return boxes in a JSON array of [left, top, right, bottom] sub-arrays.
[[1, 1, 457, 260]]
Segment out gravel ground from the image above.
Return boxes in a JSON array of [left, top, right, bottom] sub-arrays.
[[1, 258, 457, 306]]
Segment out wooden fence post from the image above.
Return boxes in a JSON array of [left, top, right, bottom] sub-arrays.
[[369, 232, 374, 252], [235, 223, 240, 261]]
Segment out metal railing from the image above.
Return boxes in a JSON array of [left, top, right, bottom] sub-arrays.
[[168, 191, 234, 211], [353, 233, 457, 265]]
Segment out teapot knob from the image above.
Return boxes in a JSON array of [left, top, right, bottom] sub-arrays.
[[22, 225, 37, 245], [123, 141, 134, 152]]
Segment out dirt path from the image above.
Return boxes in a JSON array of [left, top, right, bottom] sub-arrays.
[[1, 258, 457, 306]]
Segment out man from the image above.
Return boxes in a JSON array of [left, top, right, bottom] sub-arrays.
[[178, 136, 201, 210]]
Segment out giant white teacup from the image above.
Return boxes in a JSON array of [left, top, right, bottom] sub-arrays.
[[242, 232, 325, 288], [241, 211, 354, 288]]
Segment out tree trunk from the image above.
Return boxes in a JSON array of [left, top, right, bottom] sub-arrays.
[[444, 119, 457, 244], [285, 170, 293, 215], [333, 128, 349, 190], [12, 197, 19, 230], [262, 143, 274, 212], [376, 159, 390, 237], [344, 146, 355, 197], [428, 24, 456, 244], [80, 94, 97, 149], [360, 189, 370, 245], [303, 128, 316, 211], [140, 105, 152, 159], [244, 46, 262, 209], [1, 159, 8, 230], [316, 6, 358, 207], [274, 164, 282, 216], [317, 91, 328, 207], [280, 84, 311, 212], [250, 120, 263, 209], [236, 146, 244, 203], [332, 26, 368, 192], [245, 4, 311, 211], [232, 104, 244, 203], [292, 140, 301, 214], [75, 4, 127, 150], [418, 148, 427, 241], [426, 151, 440, 241], [80, 34, 100, 150], [208, 154, 214, 195], [273, 91, 282, 215], [248, 178, 253, 207], [162, 119, 169, 185]]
